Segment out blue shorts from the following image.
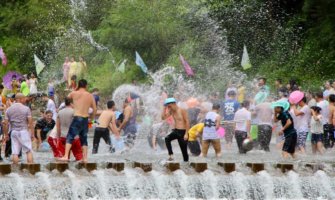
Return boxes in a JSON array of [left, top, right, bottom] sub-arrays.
[[311, 133, 323, 144], [66, 116, 89, 146]]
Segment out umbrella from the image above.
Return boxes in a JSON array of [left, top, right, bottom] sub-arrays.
[[2, 71, 23, 89], [289, 91, 304, 104]]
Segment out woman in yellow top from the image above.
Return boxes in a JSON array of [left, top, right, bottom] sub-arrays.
[[237, 84, 246, 104], [187, 123, 204, 156], [68, 57, 78, 87], [76, 56, 87, 79]]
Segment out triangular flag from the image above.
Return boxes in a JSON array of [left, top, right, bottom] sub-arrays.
[[0, 47, 7, 66], [179, 54, 194, 76], [117, 59, 127, 73], [34, 54, 46, 75], [241, 45, 252, 70], [135, 51, 148, 74]]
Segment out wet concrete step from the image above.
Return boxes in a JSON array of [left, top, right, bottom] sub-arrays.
[[218, 162, 235, 173], [246, 163, 264, 173], [76, 163, 97, 172], [133, 162, 152, 172], [106, 162, 125, 172], [190, 162, 207, 173], [0, 164, 11, 175], [47, 162, 69, 173], [166, 162, 180, 172], [21, 163, 41, 175], [276, 163, 294, 173]]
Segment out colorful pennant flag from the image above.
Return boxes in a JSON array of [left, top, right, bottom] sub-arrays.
[[117, 59, 127, 73], [34, 54, 46, 75], [241, 45, 252, 70], [0, 47, 8, 66], [179, 54, 194, 76], [135, 51, 148, 74]]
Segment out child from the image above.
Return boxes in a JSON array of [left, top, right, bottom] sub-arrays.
[[187, 123, 204, 156], [273, 100, 297, 159], [310, 106, 324, 154], [202, 104, 221, 158]]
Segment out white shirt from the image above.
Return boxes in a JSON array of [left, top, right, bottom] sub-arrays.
[[47, 99, 57, 121], [234, 108, 251, 132], [317, 100, 329, 125], [295, 105, 311, 132]]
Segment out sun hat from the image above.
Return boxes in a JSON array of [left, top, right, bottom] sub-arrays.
[[271, 100, 290, 111], [164, 97, 176, 106], [289, 90, 304, 104]]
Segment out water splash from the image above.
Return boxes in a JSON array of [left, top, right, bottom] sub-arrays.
[[8, 173, 25, 199], [64, 170, 80, 200], [92, 170, 108, 199], [36, 172, 53, 199]]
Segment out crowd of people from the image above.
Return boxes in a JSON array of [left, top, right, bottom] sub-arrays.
[[1, 68, 335, 164], [151, 77, 335, 161]]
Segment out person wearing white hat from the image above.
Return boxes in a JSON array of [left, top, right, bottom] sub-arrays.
[[162, 98, 189, 162]]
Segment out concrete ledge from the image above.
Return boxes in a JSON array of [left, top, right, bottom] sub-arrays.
[[276, 163, 294, 173], [166, 162, 180, 172], [47, 162, 69, 173], [106, 162, 125, 172], [305, 163, 323, 171], [76, 163, 97, 172], [218, 162, 235, 173], [190, 162, 207, 173], [0, 164, 11, 175], [20, 163, 41, 175], [133, 162, 152, 172], [246, 163, 264, 173]]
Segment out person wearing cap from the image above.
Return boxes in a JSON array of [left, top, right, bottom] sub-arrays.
[[162, 97, 189, 162], [3, 93, 34, 164], [92, 100, 119, 154], [273, 100, 297, 158]]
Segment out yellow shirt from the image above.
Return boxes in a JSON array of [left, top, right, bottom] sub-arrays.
[[188, 123, 204, 141], [238, 86, 246, 103]]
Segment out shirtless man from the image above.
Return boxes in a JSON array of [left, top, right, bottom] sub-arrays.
[[118, 99, 137, 147], [161, 98, 190, 162], [3, 93, 34, 164], [92, 100, 119, 154], [59, 79, 96, 162], [328, 94, 335, 148]]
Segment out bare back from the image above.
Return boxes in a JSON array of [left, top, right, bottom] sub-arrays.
[[69, 89, 96, 118], [98, 110, 115, 128]]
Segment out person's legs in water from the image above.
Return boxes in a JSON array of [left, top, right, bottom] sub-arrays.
[[78, 118, 88, 162], [92, 127, 103, 154], [176, 130, 188, 162], [282, 134, 297, 159], [201, 140, 210, 157], [258, 125, 272, 151], [224, 124, 234, 149], [101, 128, 114, 153], [297, 131, 308, 154], [59, 117, 87, 162], [165, 130, 179, 160], [311, 134, 317, 154], [5, 131, 12, 158], [212, 139, 221, 157], [72, 138, 83, 161], [323, 124, 331, 149], [235, 130, 247, 154]]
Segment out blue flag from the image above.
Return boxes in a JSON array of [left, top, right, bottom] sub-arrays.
[[135, 51, 148, 74]]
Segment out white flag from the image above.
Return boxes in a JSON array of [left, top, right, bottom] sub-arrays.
[[34, 54, 45, 75], [241, 45, 252, 70]]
